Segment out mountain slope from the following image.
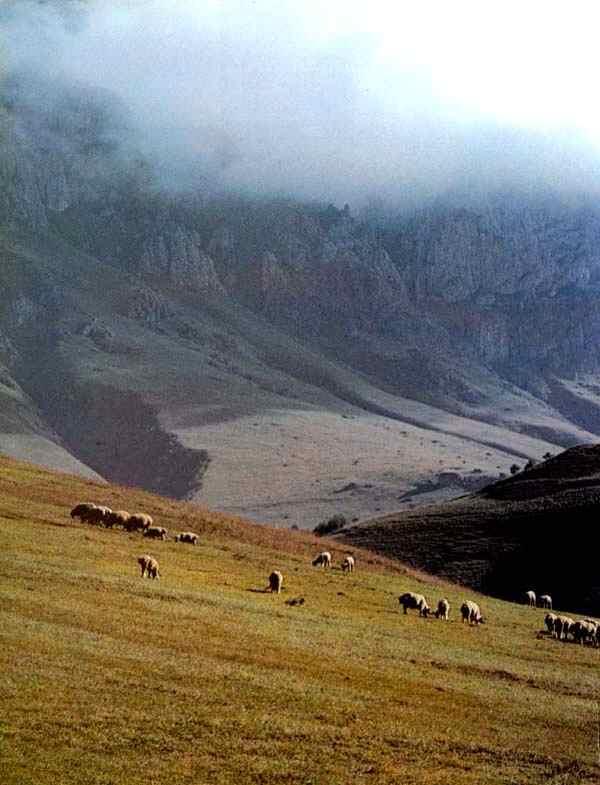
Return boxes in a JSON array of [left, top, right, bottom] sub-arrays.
[[1, 455, 598, 785], [4, 74, 600, 526], [337, 444, 600, 614]]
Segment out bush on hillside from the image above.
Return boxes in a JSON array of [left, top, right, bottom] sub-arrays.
[[313, 514, 347, 536]]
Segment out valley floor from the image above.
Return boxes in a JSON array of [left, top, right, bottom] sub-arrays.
[[175, 407, 564, 529], [0, 457, 598, 784]]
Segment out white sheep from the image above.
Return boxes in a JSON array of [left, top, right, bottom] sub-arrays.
[[555, 615, 574, 641], [106, 510, 130, 528], [573, 620, 597, 645], [144, 526, 168, 540], [137, 554, 153, 578], [341, 555, 355, 573], [525, 590, 536, 608], [312, 551, 332, 569], [70, 503, 97, 523], [126, 513, 153, 532], [435, 598, 450, 620], [398, 592, 430, 617], [175, 532, 198, 545], [539, 594, 552, 609], [84, 505, 112, 526], [146, 556, 160, 580], [544, 612, 557, 635], [268, 570, 283, 594], [460, 600, 483, 625]]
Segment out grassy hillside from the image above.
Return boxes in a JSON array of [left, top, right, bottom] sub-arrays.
[[1, 456, 598, 785]]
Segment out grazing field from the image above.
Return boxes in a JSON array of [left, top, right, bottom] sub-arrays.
[[0, 456, 598, 785]]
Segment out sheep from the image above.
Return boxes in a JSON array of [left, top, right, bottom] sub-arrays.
[[398, 592, 430, 617], [312, 551, 332, 569], [268, 570, 283, 594], [70, 503, 97, 523], [435, 598, 450, 620], [563, 617, 575, 640], [146, 557, 160, 580], [525, 590, 536, 608], [126, 513, 153, 532], [460, 600, 483, 625], [106, 510, 130, 529], [137, 554, 151, 577], [539, 594, 552, 609], [573, 620, 597, 646], [544, 612, 557, 635], [175, 532, 198, 545], [341, 555, 355, 573], [85, 505, 112, 526], [555, 616, 574, 641], [144, 526, 168, 540]]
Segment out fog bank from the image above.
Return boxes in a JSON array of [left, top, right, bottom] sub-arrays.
[[4, 0, 600, 206]]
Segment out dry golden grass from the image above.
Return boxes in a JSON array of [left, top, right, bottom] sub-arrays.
[[1, 456, 598, 784]]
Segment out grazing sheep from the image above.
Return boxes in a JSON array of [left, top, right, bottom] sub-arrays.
[[85, 505, 112, 526], [573, 620, 597, 645], [555, 615, 575, 641], [126, 513, 153, 532], [553, 615, 565, 640], [460, 600, 483, 625], [398, 592, 430, 617], [435, 598, 450, 621], [341, 555, 355, 573], [312, 551, 332, 569], [137, 554, 152, 577], [539, 594, 552, 609], [106, 510, 130, 529], [175, 532, 198, 545], [268, 570, 283, 594], [586, 620, 599, 647], [525, 590, 536, 607], [146, 557, 160, 580], [544, 612, 557, 635], [70, 503, 97, 522], [144, 526, 168, 540]]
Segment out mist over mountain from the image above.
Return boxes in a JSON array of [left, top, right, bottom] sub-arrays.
[[5, 0, 600, 206], [2, 1, 600, 528]]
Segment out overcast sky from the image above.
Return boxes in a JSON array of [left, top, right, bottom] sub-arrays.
[[5, 0, 600, 205]]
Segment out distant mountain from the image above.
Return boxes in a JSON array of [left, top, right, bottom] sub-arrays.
[[2, 75, 600, 527], [336, 444, 600, 614]]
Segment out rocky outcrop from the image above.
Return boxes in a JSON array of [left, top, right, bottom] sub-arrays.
[[139, 227, 225, 295]]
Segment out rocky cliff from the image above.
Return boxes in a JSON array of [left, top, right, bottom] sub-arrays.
[[2, 74, 600, 526]]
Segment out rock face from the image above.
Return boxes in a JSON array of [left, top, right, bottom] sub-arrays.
[[3, 73, 600, 509]]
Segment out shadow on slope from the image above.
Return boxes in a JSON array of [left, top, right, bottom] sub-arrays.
[[337, 444, 600, 614]]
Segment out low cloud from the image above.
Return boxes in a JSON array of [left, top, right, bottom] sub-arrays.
[[4, 0, 600, 207]]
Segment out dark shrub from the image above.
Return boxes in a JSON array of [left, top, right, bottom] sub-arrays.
[[313, 514, 347, 536]]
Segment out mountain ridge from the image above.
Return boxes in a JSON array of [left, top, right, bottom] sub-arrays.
[[3, 75, 600, 526]]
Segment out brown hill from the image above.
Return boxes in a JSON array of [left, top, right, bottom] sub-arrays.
[[336, 444, 600, 614]]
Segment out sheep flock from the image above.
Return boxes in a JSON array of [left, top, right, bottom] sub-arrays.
[[69, 502, 598, 649]]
